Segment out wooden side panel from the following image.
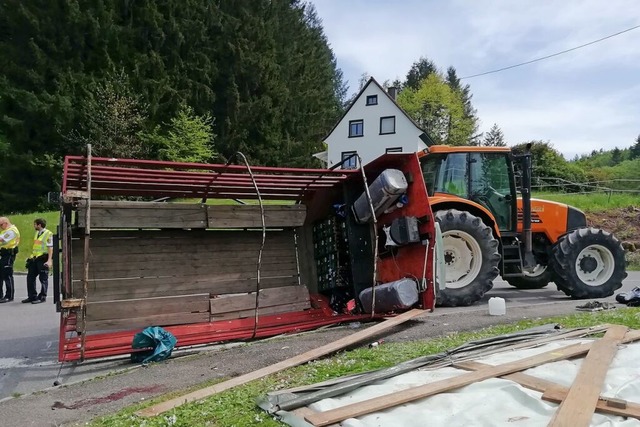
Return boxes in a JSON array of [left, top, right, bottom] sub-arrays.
[[78, 201, 208, 229], [77, 201, 306, 229], [207, 205, 306, 228], [75, 276, 299, 302], [210, 301, 311, 321], [86, 294, 210, 321], [209, 285, 310, 315], [82, 312, 210, 331], [70, 229, 300, 293]]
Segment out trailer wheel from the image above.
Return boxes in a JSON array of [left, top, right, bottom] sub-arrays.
[[551, 227, 626, 299], [435, 209, 500, 307], [505, 263, 553, 289]]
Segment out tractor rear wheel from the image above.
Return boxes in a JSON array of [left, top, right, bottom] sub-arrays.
[[435, 209, 500, 307], [505, 263, 553, 289], [550, 227, 627, 299]]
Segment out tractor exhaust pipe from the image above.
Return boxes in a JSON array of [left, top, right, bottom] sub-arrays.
[[520, 143, 536, 269]]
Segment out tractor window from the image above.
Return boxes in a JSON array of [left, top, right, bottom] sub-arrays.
[[421, 153, 468, 198], [469, 152, 515, 231]]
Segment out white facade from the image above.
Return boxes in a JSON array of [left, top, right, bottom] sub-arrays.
[[323, 78, 427, 169]]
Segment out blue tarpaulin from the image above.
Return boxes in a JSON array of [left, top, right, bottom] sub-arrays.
[[131, 326, 178, 364]]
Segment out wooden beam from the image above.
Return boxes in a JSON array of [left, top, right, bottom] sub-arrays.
[[457, 360, 640, 420], [135, 308, 426, 417], [209, 286, 309, 315], [86, 294, 210, 321], [305, 329, 640, 427], [206, 205, 306, 228], [547, 325, 628, 427], [209, 301, 311, 321]]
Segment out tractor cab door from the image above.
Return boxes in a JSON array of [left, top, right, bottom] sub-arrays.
[[468, 152, 517, 232]]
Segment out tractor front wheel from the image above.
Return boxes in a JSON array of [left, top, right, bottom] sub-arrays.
[[435, 209, 500, 307], [551, 227, 627, 299]]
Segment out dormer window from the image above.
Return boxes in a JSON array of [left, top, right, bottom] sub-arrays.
[[366, 95, 378, 106]]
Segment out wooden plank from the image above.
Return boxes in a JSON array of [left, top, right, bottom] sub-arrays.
[[71, 276, 299, 300], [73, 245, 295, 265], [210, 301, 311, 321], [79, 204, 208, 229], [210, 293, 256, 315], [71, 259, 299, 280], [80, 312, 210, 332], [457, 360, 640, 420], [209, 286, 310, 315], [547, 325, 628, 427], [77, 202, 306, 229], [71, 229, 295, 248], [135, 308, 426, 417], [71, 251, 296, 272], [207, 205, 306, 228], [86, 294, 210, 321]]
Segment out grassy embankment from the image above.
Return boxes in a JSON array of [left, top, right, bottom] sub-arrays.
[[534, 192, 639, 212], [88, 309, 640, 427]]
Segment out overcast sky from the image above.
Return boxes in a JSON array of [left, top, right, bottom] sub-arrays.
[[311, 0, 640, 159]]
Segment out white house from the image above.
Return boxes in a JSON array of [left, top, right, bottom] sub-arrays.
[[318, 77, 432, 169]]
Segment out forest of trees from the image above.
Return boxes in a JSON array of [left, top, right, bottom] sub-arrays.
[[0, 0, 346, 211], [0, 1, 637, 212]]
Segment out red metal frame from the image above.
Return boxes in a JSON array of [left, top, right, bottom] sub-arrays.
[[58, 154, 432, 362], [62, 156, 356, 200]]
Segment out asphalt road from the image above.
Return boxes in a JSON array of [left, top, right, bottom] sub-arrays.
[[0, 272, 639, 426]]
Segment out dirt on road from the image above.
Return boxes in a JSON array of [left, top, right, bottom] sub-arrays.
[[586, 206, 640, 266]]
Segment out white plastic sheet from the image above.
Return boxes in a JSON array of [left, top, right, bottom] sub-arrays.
[[306, 340, 640, 426]]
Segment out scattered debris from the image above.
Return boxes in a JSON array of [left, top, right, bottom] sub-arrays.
[[575, 301, 616, 312]]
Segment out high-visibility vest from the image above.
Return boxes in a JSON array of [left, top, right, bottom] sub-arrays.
[[0, 225, 20, 249], [31, 228, 53, 257]]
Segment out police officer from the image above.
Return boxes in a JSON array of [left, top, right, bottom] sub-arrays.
[[24, 218, 53, 304], [0, 216, 20, 303]]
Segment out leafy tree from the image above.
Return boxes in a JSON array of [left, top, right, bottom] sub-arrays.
[[404, 57, 438, 90], [142, 105, 216, 163], [446, 66, 479, 142], [512, 141, 587, 192], [64, 71, 149, 158], [396, 73, 474, 146], [482, 124, 507, 147], [610, 147, 622, 165], [0, 0, 346, 211], [630, 134, 640, 160]]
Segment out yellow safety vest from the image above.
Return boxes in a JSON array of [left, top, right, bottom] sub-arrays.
[[0, 224, 20, 249], [31, 228, 53, 257]]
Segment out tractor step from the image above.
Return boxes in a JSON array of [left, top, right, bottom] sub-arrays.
[[501, 240, 524, 277]]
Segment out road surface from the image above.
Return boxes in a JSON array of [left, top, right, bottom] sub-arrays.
[[1, 272, 639, 401]]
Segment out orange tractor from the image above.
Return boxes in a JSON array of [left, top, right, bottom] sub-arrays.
[[418, 144, 627, 307]]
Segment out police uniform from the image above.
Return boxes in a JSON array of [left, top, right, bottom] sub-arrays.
[[0, 223, 20, 303], [25, 228, 53, 303]]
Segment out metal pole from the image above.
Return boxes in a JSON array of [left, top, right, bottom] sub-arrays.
[[80, 144, 92, 361]]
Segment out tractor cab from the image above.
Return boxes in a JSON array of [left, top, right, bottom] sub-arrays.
[[419, 147, 517, 233]]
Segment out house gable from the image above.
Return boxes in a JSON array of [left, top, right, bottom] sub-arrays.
[[324, 78, 427, 168]]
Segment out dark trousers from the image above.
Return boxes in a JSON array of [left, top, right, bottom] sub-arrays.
[[26, 256, 49, 301], [0, 253, 16, 300]]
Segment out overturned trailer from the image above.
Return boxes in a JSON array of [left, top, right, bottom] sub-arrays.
[[55, 152, 438, 362]]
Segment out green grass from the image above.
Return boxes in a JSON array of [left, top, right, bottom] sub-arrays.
[[3, 211, 60, 272], [533, 192, 639, 212], [88, 309, 640, 427]]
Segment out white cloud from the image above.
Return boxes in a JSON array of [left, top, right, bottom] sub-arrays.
[[311, 0, 640, 157]]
